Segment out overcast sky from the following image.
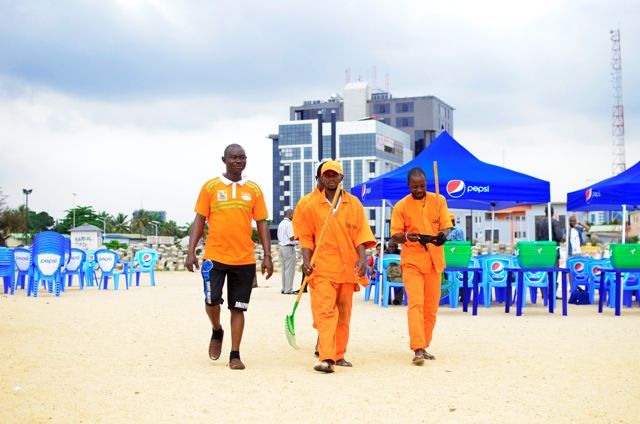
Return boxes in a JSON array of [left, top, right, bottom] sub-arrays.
[[1, 0, 638, 225]]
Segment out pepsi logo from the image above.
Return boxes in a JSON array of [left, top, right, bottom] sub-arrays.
[[142, 253, 151, 261], [585, 188, 592, 203], [491, 262, 504, 273], [447, 180, 466, 198], [361, 183, 367, 200], [593, 266, 600, 275], [574, 263, 584, 272]]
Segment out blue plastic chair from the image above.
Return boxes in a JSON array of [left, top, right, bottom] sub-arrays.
[[65, 248, 87, 289], [380, 254, 403, 308], [481, 254, 516, 307], [129, 249, 158, 287], [607, 271, 640, 308], [13, 248, 32, 291], [31, 231, 66, 297], [95, 249, 129, 290], [566, 256, 593, 301], [518, 269, 554, 309], [364, 261, 380, 303], [443, 257, 483, 308], [83, 250, 99, 288], [587, 259, 613, 305], [0, 247, 16, 294]]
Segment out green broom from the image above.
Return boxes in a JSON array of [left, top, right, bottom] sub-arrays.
[[285, 182, 342, 349]]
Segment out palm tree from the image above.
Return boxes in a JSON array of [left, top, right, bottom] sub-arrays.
[[111, 213, 130, 234]]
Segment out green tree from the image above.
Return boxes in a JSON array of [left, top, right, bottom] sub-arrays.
[[55, 206, 100, 233], [111, 213, 130, 233], [131, 209, 152, 235]]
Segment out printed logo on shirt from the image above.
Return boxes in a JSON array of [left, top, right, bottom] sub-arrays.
[[241, 193, 252, 202], [217, 190, 228, 201]]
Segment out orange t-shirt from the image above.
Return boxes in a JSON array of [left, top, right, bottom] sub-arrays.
[[390, 192, 451, 273], [297, 190, 376, 284], [292, 186, 322, 239], [194, 175, 268, 265]]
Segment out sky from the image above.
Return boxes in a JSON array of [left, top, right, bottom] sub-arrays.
[[1, 0, 639, 226]]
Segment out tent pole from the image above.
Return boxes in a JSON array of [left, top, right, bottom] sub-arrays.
[[490, 207, 495, 254], [379, 199, 385, 270], [547, 201, 552, 242], [622, 204, 627, 244]]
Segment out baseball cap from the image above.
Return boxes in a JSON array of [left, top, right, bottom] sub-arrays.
[[449, 213, 456, 220], [321, 160, 343, 175]]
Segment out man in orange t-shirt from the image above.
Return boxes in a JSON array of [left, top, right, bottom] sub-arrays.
[[298, 160, 376, 373], [390, 167, 451, 365], [185, 144, 273, 370]]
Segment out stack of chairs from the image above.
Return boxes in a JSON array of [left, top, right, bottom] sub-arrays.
[[0, 247, 16, 294], [30, 231, 66, 297], [566, 256, 593, 303], [129, 249, 158, 287], [13, 248, 32, 292]]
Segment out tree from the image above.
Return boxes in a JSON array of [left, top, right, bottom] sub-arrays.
[[111, 213, 130, 233], [55, 206, 101, 233]]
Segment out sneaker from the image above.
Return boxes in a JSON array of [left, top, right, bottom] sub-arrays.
[[209, 328, 223, 361], [313, 360, 334, 373], [229, 358, 246, 370]]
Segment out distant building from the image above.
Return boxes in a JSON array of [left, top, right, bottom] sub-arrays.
[[289, 81, 454, 156], [270, 119, 410, 233]]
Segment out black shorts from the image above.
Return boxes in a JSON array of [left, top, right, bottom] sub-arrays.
[[201, 260, 256, 311]]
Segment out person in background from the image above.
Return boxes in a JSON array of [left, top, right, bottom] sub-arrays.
[[568, 215, 590, 257], [447, 213, 465, 241], [277, 209, 296, 294], [365, 243, 382, 281], [385, 240, 405, 305]]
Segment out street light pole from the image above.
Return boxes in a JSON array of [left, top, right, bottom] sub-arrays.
[[72, 192, 77, 228], [22, 188, 32, 245], [97, 218, 106, 246], [150, 221, 160, 250]]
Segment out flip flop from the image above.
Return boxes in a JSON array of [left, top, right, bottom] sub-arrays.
[[335, 359, 352, 367], [313, 360, 334, 373]]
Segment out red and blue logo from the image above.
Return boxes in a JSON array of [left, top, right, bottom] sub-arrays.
[[585, 188, 601, 204], [490, 261, 504, 273], [142, 253, 152, 262], [447, 180, 466, 198], [573, 262, 584, 272], [592, 266, 600, 275], [361, 183, 367, 200]]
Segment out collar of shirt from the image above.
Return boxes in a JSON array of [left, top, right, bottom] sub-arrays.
[[219, 174, 248, 186]]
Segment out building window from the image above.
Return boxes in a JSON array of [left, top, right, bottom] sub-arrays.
[[279, 124, 312, 146], [368, 161, 376, 173], [354, 159, 363, 185], [395, 102, 414, 113], [373, 103, 390, 114], [395, 117, 414, 128], [369, 209, 376, 220], [339, 134, 376, 157]]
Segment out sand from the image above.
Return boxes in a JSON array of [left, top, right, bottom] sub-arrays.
[[2, 270, 640, 424]]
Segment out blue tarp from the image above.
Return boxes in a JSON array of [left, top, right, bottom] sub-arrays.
[[567, 160, 640, 211], [350, 131, 550, 210]]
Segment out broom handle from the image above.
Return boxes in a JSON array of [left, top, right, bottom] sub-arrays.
[[292, 182, 343, 304], [433, 161, 440, 223]]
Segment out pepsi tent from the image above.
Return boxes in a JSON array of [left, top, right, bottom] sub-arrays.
[[351, 131, 550, 210], [567, 160, 640, 243], [567, 160, 640, 212]]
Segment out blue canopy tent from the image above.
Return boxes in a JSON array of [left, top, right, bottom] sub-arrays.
[[350, 131, 551, 253], [351, 131, 550, 210], [567, 160, 640, 243]]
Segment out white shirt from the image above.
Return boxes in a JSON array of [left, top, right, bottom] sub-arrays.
[[277, 217, 294, 247], [569, 227, 581, 255]]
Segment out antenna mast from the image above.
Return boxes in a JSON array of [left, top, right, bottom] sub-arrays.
[[611, 28, 626, 175]]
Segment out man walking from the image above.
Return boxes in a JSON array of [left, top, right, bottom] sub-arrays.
[[298, 160, 376, 373], [278, 209, 296, 294], [185, 143, 273, 370], [390, 167, 451, 365]]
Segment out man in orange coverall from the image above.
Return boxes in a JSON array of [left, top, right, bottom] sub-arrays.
[[298, 160, 376, 373], [390, 167, 451, 365]]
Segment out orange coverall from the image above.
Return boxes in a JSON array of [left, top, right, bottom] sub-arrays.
[[390, 192, 450, 351], [297, 191, 376, 362]]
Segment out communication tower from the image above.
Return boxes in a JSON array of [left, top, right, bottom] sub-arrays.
[[611, 28, 626, 175]]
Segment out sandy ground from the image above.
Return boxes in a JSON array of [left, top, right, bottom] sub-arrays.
[[2, 270, 640, 424]]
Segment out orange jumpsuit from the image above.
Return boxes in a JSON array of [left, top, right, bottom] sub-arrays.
[[292, 186, 322, 239], [390, 192, 450, 351], [297, 191, 376, 362]]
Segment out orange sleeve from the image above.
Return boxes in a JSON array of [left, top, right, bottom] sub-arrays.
[[194, 182, 211, 218], [292, 194, 310, 239], [438, 195, 451, 231], [252, 185, 269, 222], [353, 198, 376, 249], [297, 198, 317, 251], [390, 199, 406, 235]]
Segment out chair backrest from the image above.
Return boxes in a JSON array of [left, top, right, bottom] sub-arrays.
[[13, 248, 31, 272], [133, 249, 158, 270], [66, 248, 86, 272], [482, 254, 514, 283], [380, 254, 401, 283], [34, 252, 63, 277], [95, 249, 119, 273], [0, 247, 15, 276], [566, 256, 591, 280]]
